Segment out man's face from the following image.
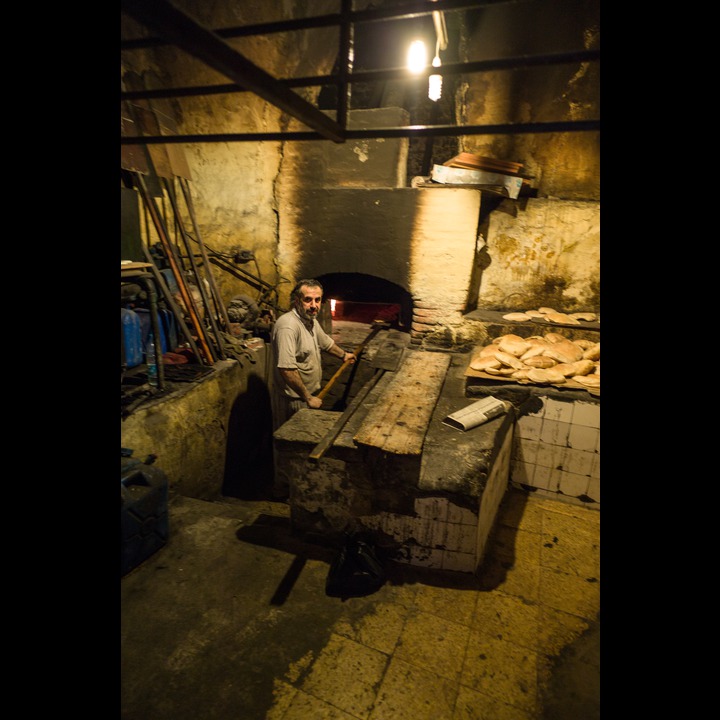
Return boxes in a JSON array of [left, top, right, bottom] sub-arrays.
[[295, 285, 323, 321]]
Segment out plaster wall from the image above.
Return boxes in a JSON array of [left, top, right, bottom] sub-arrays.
[[479, 198, 600, 311], [457, 0, 600, 200]]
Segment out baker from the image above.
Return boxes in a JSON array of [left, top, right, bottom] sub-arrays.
[[270, 278, 356, 429]]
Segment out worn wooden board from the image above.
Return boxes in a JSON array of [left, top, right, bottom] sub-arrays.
[[353, 351, 451, 455]]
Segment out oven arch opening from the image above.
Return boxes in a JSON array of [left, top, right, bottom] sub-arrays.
[[316, 272, 412, 331]]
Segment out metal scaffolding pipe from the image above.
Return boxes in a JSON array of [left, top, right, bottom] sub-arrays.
[[121, 119, 600, 145], [121, 0, 517, 50], [120, 50, 601, 103]]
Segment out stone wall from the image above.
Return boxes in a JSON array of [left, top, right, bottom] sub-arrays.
[[121, 350, 273, 500]]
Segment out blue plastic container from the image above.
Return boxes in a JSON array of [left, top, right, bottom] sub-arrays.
[[135, 308, 169, 354], [121, 308, 143, 368]]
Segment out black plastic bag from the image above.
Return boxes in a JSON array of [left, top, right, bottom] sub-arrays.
[[325, 534, 386, 599]]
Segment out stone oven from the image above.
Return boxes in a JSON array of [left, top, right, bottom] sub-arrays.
[[279, 185, 485, 348]]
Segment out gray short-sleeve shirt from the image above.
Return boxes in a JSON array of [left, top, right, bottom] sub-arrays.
[[271, 308, 334, 398]]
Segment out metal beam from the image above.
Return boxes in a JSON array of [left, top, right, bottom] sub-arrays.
[[120, 119, 600, 145], [120, 0, 345, 142], [121, 0, 524, 50], [120, 49, 600, 103]]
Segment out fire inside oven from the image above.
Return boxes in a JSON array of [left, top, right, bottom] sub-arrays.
[[328, 299, 401, 325]]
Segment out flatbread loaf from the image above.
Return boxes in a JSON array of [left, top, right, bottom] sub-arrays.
[[498, 334, 531, 357], [583, 343, 600, 361], [544, 368, 567, 384], [503, 312, 532, 322], [547, 311, 581, 325], [469, 355, 502, 371], [553, 362, 580, 377], [478, 343, 503, 357], [523, 355, 557, 369], [543, 341, 583, 364], [569, 312, 598, 322], [526, 367, 566, 384], [572, 359, 596, 376], [494, 350, 525, 369], [484, 366, 516, 376], [574, 375, 600, 388], [520, 345, 547, 361], [511, 368, 532, 380]]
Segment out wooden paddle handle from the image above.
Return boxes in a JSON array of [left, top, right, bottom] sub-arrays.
[[316, 357, 354, 400], [315, 320, 390, 400]]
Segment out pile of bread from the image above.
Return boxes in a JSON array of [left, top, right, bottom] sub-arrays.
[[503, 307, 598, 326], [469, 332, 600, 388]]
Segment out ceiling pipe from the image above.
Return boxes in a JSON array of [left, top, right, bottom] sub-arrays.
[[120, 49, 601, 103], [121, 119, 600, 145]]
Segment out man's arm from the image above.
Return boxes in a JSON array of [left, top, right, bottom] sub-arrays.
[[279, 368, 323, 408]]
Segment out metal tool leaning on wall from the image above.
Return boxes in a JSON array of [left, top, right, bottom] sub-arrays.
[[135, 172, 217, 365]]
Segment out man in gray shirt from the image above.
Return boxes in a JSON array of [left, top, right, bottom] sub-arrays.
[[271, 278, 356, 429]]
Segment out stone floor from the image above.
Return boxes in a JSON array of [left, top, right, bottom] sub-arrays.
[[121, 319, 600, 719], [120, 487, 600, 720]]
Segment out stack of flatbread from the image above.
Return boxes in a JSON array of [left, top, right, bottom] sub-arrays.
[[469, 332, 600, 389], [502, 307, 599, 326]]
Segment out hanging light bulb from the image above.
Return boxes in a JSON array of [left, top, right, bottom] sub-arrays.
[[407, 40, 427, 74], [428, 8, 447, 102], [428, 52, 442, 101]]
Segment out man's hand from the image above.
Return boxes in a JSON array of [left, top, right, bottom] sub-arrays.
[[343, 351, 356, 364], [306, 396, 323, 409]]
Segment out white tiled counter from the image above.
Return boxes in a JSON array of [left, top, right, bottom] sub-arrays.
[[511, 395, 599, 508]]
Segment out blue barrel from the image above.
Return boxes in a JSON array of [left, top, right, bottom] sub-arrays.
[[121, 308, 144, 368]]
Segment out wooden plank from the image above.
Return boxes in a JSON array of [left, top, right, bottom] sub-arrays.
[[353, 351, 451, 455], [308, 369, 385, 463]]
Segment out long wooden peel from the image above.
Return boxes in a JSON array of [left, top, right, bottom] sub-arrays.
[[163, 178, 227, 360], [308, 335, 407, 463], [309, 369, 386, 463], [316, 320, 390, 400], [179, 177, 233, 332]]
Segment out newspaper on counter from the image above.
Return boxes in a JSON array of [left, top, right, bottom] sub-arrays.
[[442, 396, 509, 432]]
